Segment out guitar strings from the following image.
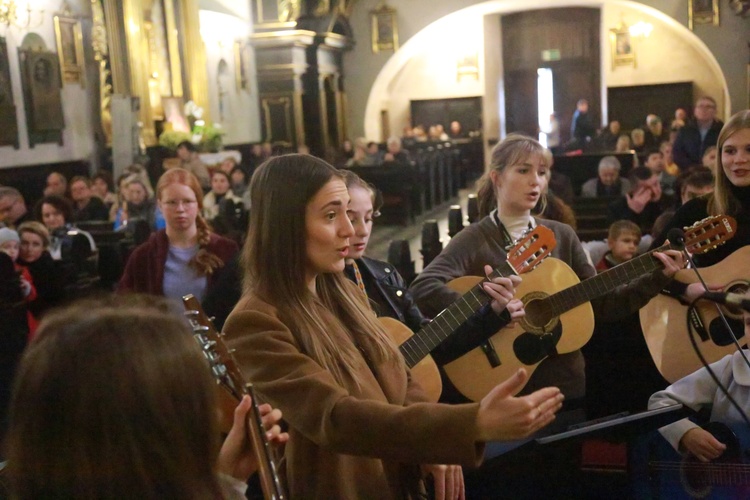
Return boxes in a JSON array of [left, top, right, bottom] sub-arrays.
[[684, 251, 750, 375], [686, 298, 750, 429]]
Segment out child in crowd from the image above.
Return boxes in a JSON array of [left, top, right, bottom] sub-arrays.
[[648, 289, 750, 462], [0, 228, 38, 338], [584, 220, 666, 418], [596, 220, 642, 271]]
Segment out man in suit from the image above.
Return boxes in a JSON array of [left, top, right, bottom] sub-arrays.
[[672, 96, 723, 170]]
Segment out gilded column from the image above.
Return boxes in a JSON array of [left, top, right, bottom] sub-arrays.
[[180, 0, 210, 122], [101, 0, 128, 95], [121, 0, 157, 146]]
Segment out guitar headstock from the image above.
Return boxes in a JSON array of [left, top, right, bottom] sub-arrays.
[[506, 225, 556, 275], [183, 294, 246, 401], [683, 215, 737, 255]]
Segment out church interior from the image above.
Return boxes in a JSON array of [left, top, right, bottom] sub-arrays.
[[1, 0, 750, 497]]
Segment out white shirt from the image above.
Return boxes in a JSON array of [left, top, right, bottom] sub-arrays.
[[648, 350, 750, 452]]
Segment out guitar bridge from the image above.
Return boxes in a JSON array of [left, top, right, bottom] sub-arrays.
[[480, 339, 501, 368]]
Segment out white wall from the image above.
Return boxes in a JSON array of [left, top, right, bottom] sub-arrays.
[[0, 0, 96, 169], [363, 0, 730, 141], [601, 3, 725, 120], [199, 8, 262, 146], [380, 13, 484, 141]]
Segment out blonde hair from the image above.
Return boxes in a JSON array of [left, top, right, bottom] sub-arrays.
[[476, 134, 547, 218], [707, 110, 750, 216], [17, 221, 50, 249], [244, 155, 402, 386], [156, 168, 224, 276]]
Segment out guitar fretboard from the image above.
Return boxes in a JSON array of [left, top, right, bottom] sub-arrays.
[[543, 243, 674, 318], [400, 263, 514, 368], [650, 462, 750, 486]]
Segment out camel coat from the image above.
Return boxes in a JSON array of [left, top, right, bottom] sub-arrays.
[[223, 287, 485, 499]]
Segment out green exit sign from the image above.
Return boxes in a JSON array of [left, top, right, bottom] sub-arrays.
[[541, 49, 561, 61]]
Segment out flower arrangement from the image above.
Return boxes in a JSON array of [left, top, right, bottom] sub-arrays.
[[158, 100, 225, 152]]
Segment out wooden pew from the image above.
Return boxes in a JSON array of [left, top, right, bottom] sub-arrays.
[[343, 163, 418, 226], [553, 152, 637, 196]]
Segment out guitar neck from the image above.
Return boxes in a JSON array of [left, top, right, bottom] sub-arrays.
[[400, 262, 515, 368], [544, 243, 674, 317], [244, 384, 286, 500], [183, 295, 285, 500]]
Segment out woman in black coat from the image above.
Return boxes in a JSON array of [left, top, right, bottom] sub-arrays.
[[16, 222, 64, 318]]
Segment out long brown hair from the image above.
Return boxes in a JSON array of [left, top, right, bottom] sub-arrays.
[[243, 154, 402, 386], [339, 169, 383, 215], [707, 110, 750, 216], [156, 168, 224, 275], [6, 296, 223, 499], [476, 134, 548, 218]]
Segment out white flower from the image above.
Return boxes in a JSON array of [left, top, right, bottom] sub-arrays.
[[184, 100, 204, 119]]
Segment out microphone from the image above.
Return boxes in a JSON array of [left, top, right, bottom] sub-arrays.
[[701, 292, 750, 313], [665, 227, 685, 250]]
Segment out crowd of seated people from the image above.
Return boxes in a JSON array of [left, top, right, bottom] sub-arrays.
[[0, 102, 739, 500], [0, 151, 269, 344]]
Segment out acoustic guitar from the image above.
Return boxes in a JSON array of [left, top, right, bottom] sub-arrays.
[[442, 216, 736, 402], [381, 225, 556, 402], [183, 295, 286, 500], [640, 245, 748, 384], [648, 422, 750, 499]]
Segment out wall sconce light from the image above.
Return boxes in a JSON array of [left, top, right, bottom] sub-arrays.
[[0, 0, 44, 30], [628, 21, 653, 38], [457, 52, 479, 81]]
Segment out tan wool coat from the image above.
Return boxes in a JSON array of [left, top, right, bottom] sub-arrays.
[[223, 288, 485, 499]]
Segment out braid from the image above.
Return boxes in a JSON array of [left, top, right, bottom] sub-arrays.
[[189, 215, 225, 276]]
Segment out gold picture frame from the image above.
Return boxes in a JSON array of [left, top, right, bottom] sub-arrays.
[[689, 0, 720, 30], [371, 3, 398, 54], [53, 14, 85, 86], [609, 25, 636, 70], [234, 39, 251, 92], [457, 52, 479, 81]]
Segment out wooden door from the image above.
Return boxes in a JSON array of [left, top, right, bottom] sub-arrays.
[[502, 8, 601, 143]]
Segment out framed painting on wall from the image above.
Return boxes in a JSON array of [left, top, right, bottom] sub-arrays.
[[54, 13, 85, 86], [0, 37, 19, 148], [609, 25, 636, 69], [371, 3, 398, 54], [234, 39, 251, 92], [689, 0, 720, 30]]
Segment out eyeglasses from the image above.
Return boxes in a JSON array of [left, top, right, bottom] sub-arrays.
[[163, 199, 198, 209], [696, 103, 716, 109]]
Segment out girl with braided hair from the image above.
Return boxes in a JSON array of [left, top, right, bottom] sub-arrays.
[[118, 168, 238, 313]]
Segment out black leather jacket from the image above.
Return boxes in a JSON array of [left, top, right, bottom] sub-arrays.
[[353, 256, 429, 333], [350, 256, 510, 364]]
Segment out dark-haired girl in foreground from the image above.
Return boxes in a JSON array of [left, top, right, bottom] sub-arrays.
[[5, 297, 287, 499]]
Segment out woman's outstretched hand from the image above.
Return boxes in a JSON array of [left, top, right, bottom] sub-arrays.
[[476, 368, 563, 442]]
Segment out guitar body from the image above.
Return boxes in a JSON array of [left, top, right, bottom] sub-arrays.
[[648, 422, 750, 499], [379, 317, 442, 402], [639, 246, 750, 383], [443, 258, 594, 401]]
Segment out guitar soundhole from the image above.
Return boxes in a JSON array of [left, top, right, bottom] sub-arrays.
[[521, 293, 556, 334], [709, 318, 744, 347]]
